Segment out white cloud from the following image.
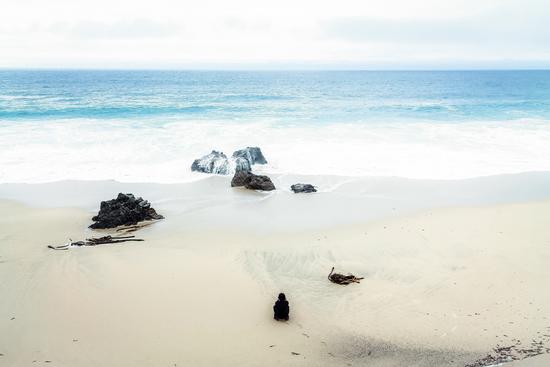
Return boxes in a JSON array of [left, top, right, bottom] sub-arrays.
[[46, 19, 182, 40], [0, 0, 549, 68], [320, 9, 550, 47]]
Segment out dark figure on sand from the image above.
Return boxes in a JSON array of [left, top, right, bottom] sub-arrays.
[[273, 293, 289, 321]]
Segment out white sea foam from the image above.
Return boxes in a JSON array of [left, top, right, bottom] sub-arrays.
[[1, 117, 550, 183]]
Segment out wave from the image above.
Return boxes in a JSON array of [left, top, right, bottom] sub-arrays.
[[0, 117, 549, 183]]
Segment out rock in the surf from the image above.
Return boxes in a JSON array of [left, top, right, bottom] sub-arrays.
[[231, 170, 251, 187], [89, 193, 164, 229], [191, 150, 230, 174], [290, 183, 317, 193], [234, 157, 252, 172], [232, 147, 268, 166], [231, 171, 275, 191]]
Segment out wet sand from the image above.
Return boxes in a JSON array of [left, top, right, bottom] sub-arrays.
[[1, 176, 549, 366]]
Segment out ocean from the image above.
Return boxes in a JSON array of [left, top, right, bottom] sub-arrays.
[[1, 70, 550, 183]]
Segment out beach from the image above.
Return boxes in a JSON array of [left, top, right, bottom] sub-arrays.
[[1, 174, 549, 366], [1, 0, 550, 361], [2, 69, 550, 366]]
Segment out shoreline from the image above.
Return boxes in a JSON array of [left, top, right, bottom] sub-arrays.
[[1, 171, 550, 231]]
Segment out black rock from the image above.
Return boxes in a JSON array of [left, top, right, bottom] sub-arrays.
[[191, 151, 230, 174], [231, 171, 275, 191], [231, 170, 251, 187], [89, 193, 164, 229], [247, 175, 276, 191], [232, 147, 268, 166], [291, 184, 317, 193]]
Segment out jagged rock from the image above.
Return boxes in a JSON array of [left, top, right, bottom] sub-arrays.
[[89, 193, 164, 229], [247, 175, 276, 191], [232, 147, 267, 166], [231, 170, 251, 187], [192, 147, 267, 175], [291, 183, 317, 193], [234, 157, 252, 172], [191, 151, 230, 174], [231, 171, 275, 191]]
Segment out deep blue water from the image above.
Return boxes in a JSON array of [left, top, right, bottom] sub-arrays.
[[1, 70, 550, 122]]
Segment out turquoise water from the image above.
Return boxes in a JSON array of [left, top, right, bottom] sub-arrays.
[[1, 70, 550, 122], [1, 70, 550, 183]]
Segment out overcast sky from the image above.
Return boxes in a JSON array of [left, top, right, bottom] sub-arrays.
[[1, 0, 549, 69]]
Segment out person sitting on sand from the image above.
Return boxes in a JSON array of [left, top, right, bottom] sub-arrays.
[[273, 293, 289, 321]]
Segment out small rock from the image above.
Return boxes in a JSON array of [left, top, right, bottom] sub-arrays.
[[290, 184, 317, 193], [247, 175, 276, 191], [191, 150, 231, 175], [231, 171, 275, 191]]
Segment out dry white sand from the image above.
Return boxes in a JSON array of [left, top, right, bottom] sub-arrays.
[[1, 180, 549, 366]]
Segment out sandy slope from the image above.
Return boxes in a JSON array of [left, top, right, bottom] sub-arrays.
[[1, 190, 549, 366]]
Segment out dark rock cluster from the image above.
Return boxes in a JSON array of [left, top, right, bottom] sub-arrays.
[[191, 147, 267, 175], [89, 193, 164, 229], [191, 150, 230, 175], [291, 183, 317, 193], [231, 171, 276, 191], [192, 147, 320, 193]]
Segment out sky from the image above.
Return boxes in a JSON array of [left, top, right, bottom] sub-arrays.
[[1, 0, 549, 69]]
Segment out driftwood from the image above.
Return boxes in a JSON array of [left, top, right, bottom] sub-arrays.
[[47, 235, 144, 250], [328, 267, 364, 285], [116, 222, 154, 234]]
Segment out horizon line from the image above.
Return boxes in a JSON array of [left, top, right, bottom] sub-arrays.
[[2, 67, 550, 72]]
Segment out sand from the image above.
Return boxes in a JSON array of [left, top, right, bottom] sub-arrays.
[[1, 176, 550, 366], [510, 354, 550, 367]]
